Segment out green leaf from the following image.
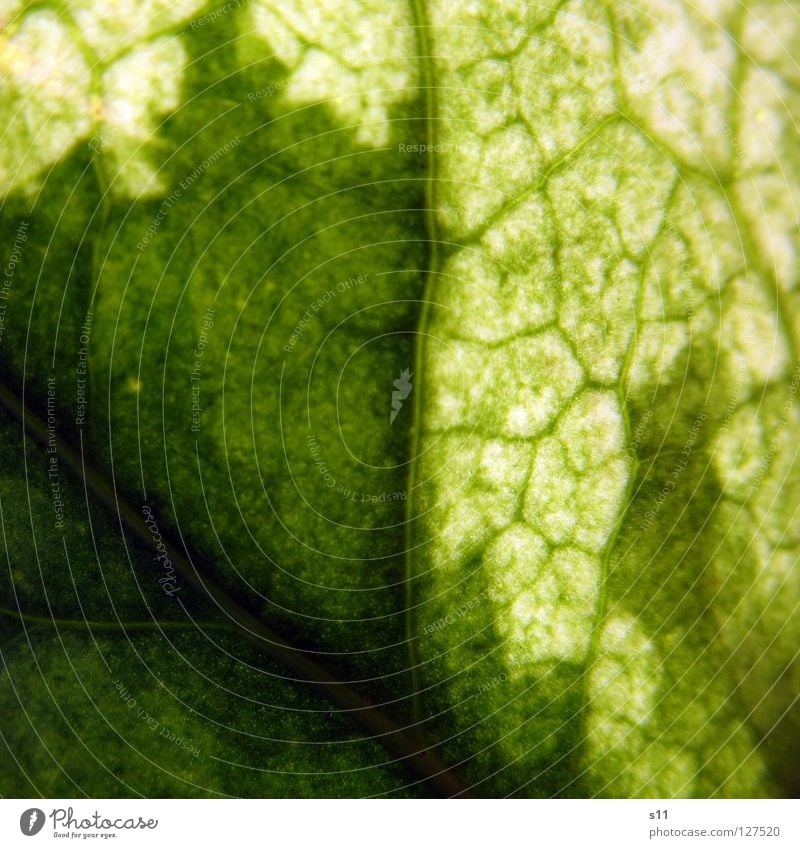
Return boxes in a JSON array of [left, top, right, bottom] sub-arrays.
[[1, 0, 798, 798], [411, 0, 800, 797]]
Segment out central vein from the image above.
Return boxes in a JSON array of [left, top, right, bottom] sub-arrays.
[[404, 0, 440, 718]]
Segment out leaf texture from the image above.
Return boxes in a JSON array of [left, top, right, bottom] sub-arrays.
[[0, 0, 798, 798]]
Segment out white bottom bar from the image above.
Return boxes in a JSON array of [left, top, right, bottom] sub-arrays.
[[2, 799, 797, 848]]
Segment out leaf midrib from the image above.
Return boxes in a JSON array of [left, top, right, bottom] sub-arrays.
[[404, 0, 441, 726]]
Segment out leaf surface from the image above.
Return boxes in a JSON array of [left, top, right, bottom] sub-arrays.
[[412, 0, 800, 797], [1, 0, 798, 798]]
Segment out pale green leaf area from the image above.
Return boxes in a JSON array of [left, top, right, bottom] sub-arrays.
[[414, 0, 800, 796], [0, 0, 798, 797]]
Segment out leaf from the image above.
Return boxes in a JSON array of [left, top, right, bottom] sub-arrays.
[[411, 0, 800, 797], [0, 0, 444, 797], [1, 0, 798, 799]]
